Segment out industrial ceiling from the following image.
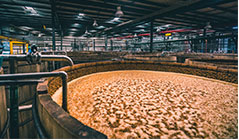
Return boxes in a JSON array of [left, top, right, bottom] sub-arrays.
[[0, 0, 237, 40]]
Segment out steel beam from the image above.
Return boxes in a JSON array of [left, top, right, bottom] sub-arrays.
[[210, 5, 237, 14], [100, 0, 233, 34]]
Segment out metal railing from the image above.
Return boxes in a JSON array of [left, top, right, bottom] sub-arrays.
[[0, 53, 73, 138], [0, 71, 68, 138], [0, 54, 74, 66]]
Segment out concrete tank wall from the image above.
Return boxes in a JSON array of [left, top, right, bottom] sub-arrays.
[[185, 58, 238, 70], [36, 91, 107, 138], [37, 60, 237, 138], [48, 61, 237, 95]]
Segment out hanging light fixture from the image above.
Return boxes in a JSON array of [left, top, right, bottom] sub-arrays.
[[205, 22, 212, 29], [93, 19, 98, 27], [156, 27, 161, 32], [115, 6, 124, 17]]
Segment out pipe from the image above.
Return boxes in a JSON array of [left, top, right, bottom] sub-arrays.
[[0, 79, 44, 86], [19, 104, 32, 112], [41, 55, 74, 66], [41, 51, 67, 54], [18, 118, 33, 127], [0, 54, 74, 66], [0, 54, 27, 61], [0, 71, 68, 111], [32, 94, 47, 139]]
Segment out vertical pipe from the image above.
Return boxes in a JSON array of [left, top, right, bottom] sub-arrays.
[[9, 59, 19, 138], [150, 20, 154, 53]]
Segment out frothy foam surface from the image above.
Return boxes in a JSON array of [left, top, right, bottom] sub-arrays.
[[52, 70, 238, 139]]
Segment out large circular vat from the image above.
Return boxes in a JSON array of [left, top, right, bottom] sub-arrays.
[[52, 70, 238, 139]]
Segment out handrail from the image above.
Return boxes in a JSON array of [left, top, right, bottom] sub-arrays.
[[41, 55, 74, 66], [32, 94, 47, 138], [0, 54, 74, 66], [0, 71, 68, 111]]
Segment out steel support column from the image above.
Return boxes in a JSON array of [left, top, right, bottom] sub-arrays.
[[125, 40, 129, 50], [51, 0, 56, 51], [60, 32, 63, 50], [110, 39, 113, 51], [105, 37, 108, 51], [22, 38, 25, 54], [93, 39, 95, 51], [9, 59, 19, 138], [150, 20, 154, 53], [202, 28, 206, 53], [74, 38, 76, 51], [231, 30, 238, 53]]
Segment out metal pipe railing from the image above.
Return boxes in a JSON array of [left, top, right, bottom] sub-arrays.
[[0, 72, 68, 139], [0, 54, 71, 138], [32, 93, 47, 139], [0, 79, 44, 85], [0, 54, 74, 66], [0, 71, 68, 111], [41, 55, 74, 66]]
